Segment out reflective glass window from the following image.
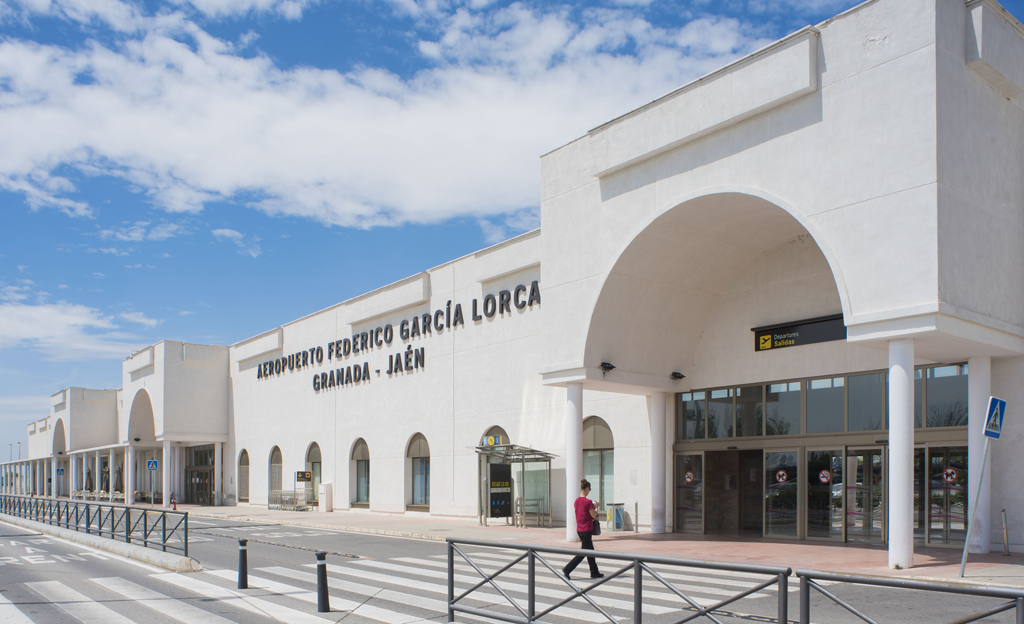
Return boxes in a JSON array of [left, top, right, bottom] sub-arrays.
[[736, 385, 763, 437], [677, 392, 706, 440], [707, 389, 734, 438], [766, 382, 801, 435], [927, 365, 969, 428], [848, 373, 884, 431], [807, 377, 844, 434]]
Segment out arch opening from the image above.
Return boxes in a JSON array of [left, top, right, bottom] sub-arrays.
[[406, 433, 430, 509], [128, 390, 156, 443], [238, 450, 250, 503], [350, 438, 370, 505], [306, 442, 322, 504], [269, 446, 283, 502], [584, 192, 847, 387]]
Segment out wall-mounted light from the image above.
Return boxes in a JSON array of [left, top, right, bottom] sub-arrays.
[[670, 372, 685, 380], [58, 451, 63, 455], [727, 446, 738, 450], [133, 438, 141, 442], [600, 362, 616, 372]]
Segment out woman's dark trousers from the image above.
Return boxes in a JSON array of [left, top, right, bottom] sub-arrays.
[[563, 531, 599, 577]]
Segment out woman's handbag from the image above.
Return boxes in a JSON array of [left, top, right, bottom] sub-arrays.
[[592, 518, 601, 535]]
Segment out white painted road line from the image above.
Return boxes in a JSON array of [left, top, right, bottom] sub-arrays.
[[25, 581, 135, 624], [153, 572, 326, 624], [95, 577, 238, 624]]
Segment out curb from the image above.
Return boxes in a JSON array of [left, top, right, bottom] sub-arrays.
[[188, 512, 448, 541], [0, 514, 203, 573]]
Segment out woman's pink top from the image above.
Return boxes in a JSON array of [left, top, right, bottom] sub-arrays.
[[574, 496, 595, 532]]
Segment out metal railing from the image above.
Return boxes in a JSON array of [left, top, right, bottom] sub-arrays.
[[269, 489, 310, 511], [797, 569, 1024, 624], [446, 537, 791, 624], [0, 494, 189, 557]]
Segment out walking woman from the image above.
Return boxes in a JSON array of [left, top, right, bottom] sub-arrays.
[[562, 478, 603, 580]]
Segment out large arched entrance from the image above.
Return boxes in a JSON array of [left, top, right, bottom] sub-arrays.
[[566, 191, 969, 561], [127, 390, 159, 505], [52, 419, 67, 497]]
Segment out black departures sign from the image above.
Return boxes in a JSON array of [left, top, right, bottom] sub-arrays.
[[488, 463, 512, 519], [753, 314, 847, 352], [296, 471, 312, 483]]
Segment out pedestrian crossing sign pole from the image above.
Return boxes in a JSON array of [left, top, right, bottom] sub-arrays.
[[960, 396, 1008, 577]]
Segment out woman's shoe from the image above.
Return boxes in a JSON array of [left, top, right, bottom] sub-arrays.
[[590, 573, 604, 579]]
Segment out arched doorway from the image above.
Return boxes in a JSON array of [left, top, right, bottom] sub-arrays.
[[481, 426, 509, 447], [238, 450, 250, 503], [52, 419, 67, 497], [350, 439, 370, 507], [269, 446, 283, 501], [128, 390, 158, 504], [306, 443, 321, 504], [583, 416, 614, 512], [406, 433, 430, 510]]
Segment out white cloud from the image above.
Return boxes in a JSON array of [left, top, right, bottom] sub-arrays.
[[99, 221, 187, 242], [0, 1, 768, 235], [0, 301, 142, 360], [100, 247, 132, 255], [213, 228, 261, 257], [89, 272, 105, 278], [120, 310, 161, 327], [179, 310, 193, 315]]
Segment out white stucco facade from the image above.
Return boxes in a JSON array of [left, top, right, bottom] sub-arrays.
[[4, 0, 1024, 568]]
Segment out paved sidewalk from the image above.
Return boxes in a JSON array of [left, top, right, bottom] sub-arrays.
[[182, 503, 1024, 589]]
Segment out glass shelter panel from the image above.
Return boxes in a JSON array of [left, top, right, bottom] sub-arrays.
[[848, 373, 884, 431], [674, 454, 703, 534], [807, 378, 844, 434], [677, 392, 706, 440], [765, 451, 798, 538], [766, 383, 801, 436], [927, 366, 969, 428], [707, 389, 734, 438], [736, 386, 763, 437], [807, 450, 843, 540]]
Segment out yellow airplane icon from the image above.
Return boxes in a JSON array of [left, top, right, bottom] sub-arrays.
[[759, 335, 772, 350]]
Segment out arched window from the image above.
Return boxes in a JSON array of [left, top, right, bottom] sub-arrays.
[[269, 446, 283, 496], [238, 450, 250, 503], [306, 443, 321, 504], [583, 416, 614, 511], [407, 433, 430, 509], [351, 439, 370, 505]]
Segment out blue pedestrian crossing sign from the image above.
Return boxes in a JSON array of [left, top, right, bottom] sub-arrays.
[[147, 460, 159, 471], [56, 468, 64, 476], [984, 396, 1007, 439]]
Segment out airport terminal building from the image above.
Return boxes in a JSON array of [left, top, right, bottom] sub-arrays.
[[4, 0, 1024, 568]]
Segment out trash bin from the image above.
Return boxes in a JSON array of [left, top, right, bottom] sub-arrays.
[[606, 503, 625, 532], [318, 483, 333, 513]]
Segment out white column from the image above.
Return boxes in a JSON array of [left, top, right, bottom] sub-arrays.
[[888, 338, 915, 569], [69, 455, 76, 496], [566, 382, 583, 542], [162, 441, 171, 507], [968, 356, 992, 554], [92, 452, 98, 492], [126, 446, 136, 505], [108, 448, 115, 496], [51, 457, 56, 497], [215, 442, 223, 506], [650, 392, 667, 534], [35, 461, 40, 495]]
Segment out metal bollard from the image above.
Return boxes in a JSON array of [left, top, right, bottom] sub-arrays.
[[237, 539, 248, 589], [316, 551, 330, 612], [1003, 510, 1011, 557]]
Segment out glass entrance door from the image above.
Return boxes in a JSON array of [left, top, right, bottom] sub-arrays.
[[846, 448, 884, 543], [764, 450, 799, 538], [807, 449, 843, 540], [185, 466, 213, 505], [674, 453, 703, 534], [928, 446, 968, 545]]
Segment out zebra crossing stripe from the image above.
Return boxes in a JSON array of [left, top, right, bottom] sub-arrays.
[[0, 591, 34, 624], [314, 562, 631, 619], [398, 557, 768, 600], [25, 581, 135, 624], [209, 570, 429, 624], [93, 577, 237, 624], [152, 572, 326, 624], [351, 558, 681, 613]]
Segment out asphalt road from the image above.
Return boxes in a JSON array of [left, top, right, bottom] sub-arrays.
[[1, 515, 1020, 624]]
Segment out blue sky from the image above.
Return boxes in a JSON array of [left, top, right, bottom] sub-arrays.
[[2, 0, 1023, 456]]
